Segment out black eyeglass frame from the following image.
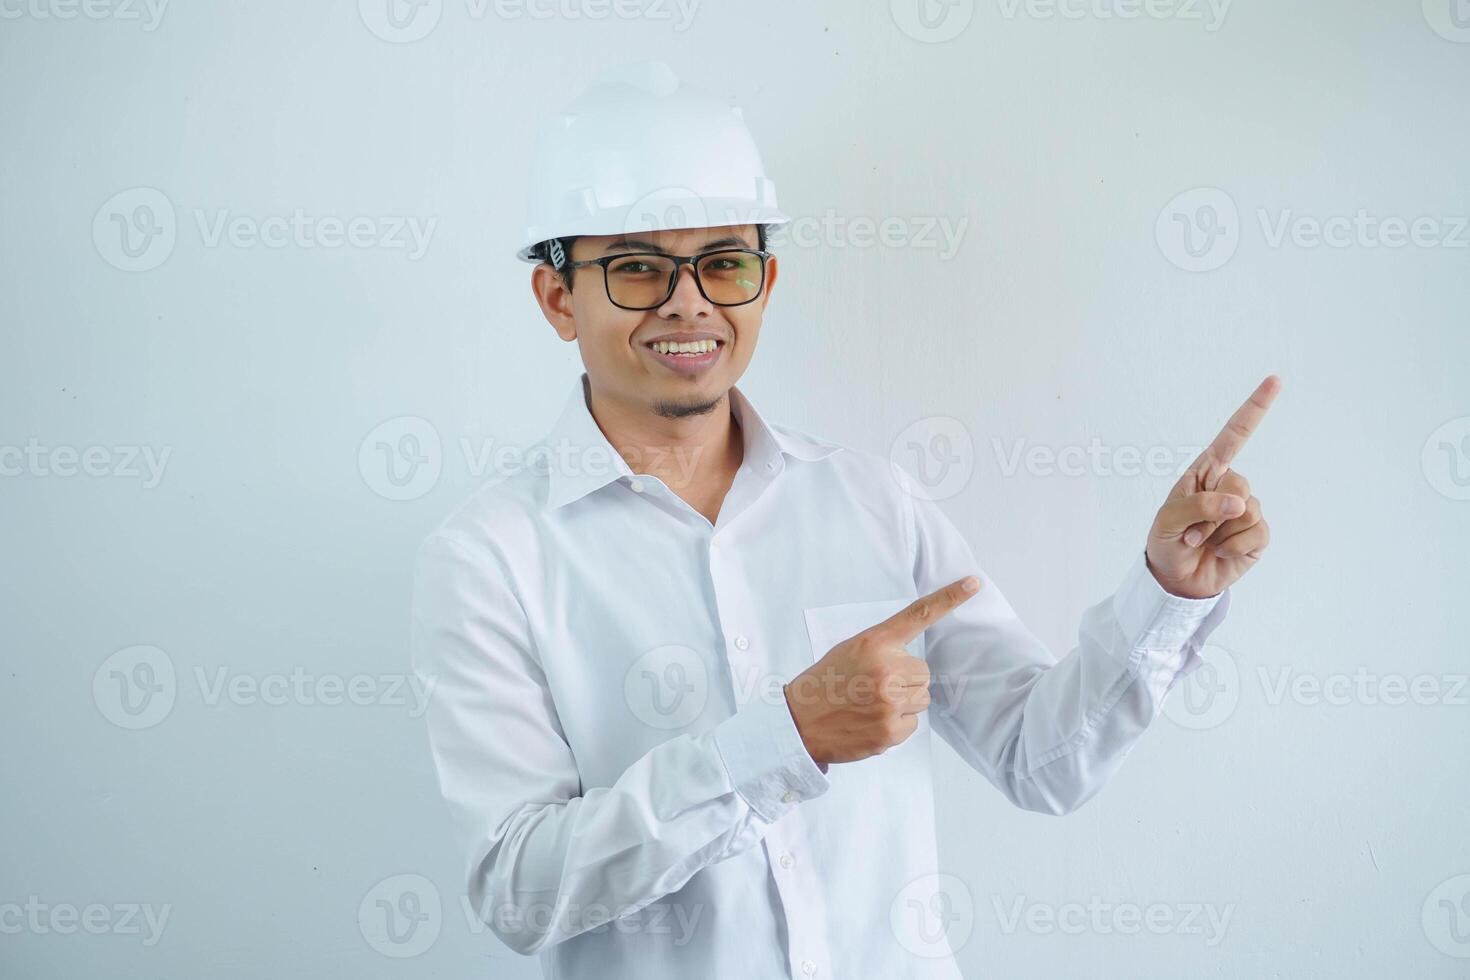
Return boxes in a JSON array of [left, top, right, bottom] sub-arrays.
[[562, 248, 772, 311]]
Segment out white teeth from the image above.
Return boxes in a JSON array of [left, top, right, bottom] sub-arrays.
[[652, 339, 718, 355]]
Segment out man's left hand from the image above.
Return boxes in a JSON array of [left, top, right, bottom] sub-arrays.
[[1145, 375, 1282, 600]]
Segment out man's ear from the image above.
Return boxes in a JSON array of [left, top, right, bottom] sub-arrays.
[[531, 264, 578, 342], [758, 252, 778, 312]]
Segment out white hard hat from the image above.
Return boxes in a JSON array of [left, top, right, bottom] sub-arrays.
[[515, 60, 791, 263]]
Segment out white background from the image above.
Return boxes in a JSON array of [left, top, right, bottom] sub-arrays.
[[3, 0, 1468, 976]]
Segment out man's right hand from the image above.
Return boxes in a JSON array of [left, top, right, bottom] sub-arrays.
[[783, 576, 980, 771]]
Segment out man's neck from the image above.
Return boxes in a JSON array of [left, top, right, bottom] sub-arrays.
[[584, 377, 745, 518]]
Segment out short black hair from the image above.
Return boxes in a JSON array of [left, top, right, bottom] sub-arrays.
[[533, 223, 769, 292]]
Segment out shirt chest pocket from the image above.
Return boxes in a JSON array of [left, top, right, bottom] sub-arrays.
[[801, 597, 927, 664]]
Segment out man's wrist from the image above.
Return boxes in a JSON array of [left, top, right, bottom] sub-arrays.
[[783, 683, 828, 774], [1144, 549, 1222, 601]]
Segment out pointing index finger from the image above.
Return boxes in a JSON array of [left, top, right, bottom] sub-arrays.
[[866, 576, 980, 646], [1194, 375, 1282, 481]]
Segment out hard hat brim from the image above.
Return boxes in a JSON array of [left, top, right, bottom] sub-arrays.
[[516, 204, 791, 264]]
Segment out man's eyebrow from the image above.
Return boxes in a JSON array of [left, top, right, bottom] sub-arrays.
[[599, 234, 753, 255], [700, 235, 752, 250]]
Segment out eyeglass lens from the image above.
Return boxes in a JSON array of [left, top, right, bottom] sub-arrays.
[[604, 250, 764, 309]]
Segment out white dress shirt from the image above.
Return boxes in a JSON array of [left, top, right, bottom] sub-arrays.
[[410, 372, 1229, 979]]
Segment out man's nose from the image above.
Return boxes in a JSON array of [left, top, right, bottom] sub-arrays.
[[657, 264, 713, 318]]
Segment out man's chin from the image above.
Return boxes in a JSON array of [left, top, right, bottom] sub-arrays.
[[650, 382, 728, 420]]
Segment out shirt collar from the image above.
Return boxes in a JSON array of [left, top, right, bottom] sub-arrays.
[[542, 372, 840, 511]]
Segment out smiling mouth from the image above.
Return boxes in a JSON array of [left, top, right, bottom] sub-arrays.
[[644, 338, 725, 357]]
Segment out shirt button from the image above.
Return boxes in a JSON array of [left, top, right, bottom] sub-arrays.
[[801, 959, 816, 975], [779, 852, 794, 869], [734, 634, 749, 651], [782, 790, 798, 803], [628, 478, 644, 493]]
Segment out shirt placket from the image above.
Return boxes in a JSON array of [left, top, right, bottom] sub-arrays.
[[707, 514, 834, 980]]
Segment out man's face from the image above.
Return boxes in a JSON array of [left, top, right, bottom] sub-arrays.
[[533, 224, 776, 420]]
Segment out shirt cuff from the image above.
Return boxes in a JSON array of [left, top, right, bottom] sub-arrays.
[[1114, 550, 1226, 645], [1111, 550, 1232, 686], [713, 693, 831, 824]]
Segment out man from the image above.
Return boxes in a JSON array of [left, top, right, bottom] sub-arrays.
[[411, 61, 1277, 979]]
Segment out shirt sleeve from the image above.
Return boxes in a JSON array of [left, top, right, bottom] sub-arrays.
[[895, 465, 1230, 816], [410, 531, 830, 956]]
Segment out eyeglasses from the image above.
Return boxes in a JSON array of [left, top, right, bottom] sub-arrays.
[[563, 248, 771, 311]]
